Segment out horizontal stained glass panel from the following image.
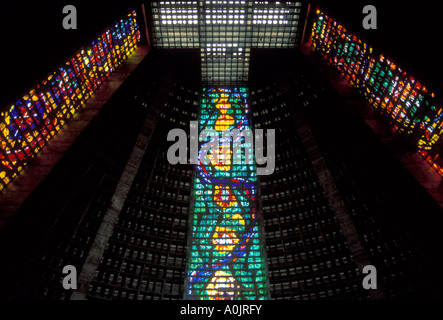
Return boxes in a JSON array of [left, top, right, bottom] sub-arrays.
[[0, 10, 140, 191], [186, 87, 268, 300], [311, 10, 443, 176]]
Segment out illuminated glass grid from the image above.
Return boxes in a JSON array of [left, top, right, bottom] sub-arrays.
[[311, 10, 443, 176], [0, 11, 140, 191], [186, 88, 268, 300], [252, 1, 302, 48], [150, 1, 304, 84]]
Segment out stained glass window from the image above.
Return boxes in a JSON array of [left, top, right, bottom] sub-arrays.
[[311, 10, 443, 176], [0, 11, 140, 192], [185, 88, 268, 300]]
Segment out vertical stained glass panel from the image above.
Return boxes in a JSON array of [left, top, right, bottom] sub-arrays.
[[0, 11, 140, 192], [186, 88, 268, 300]]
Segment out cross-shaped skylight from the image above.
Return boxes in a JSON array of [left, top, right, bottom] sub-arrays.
[[149, 1, 304, 85]]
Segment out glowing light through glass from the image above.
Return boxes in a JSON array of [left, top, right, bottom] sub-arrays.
[[186, 88, 268, 300], [311, 10, 443, 176], [0, 11, 140, 191]]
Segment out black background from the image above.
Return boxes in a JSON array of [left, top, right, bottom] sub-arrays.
[[1, 1, 442, 108]]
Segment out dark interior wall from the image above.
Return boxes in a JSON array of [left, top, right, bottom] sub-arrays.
[[1, 0, 144, 108], [0, 50, 200, 299], [4, 0, 443, 109]]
